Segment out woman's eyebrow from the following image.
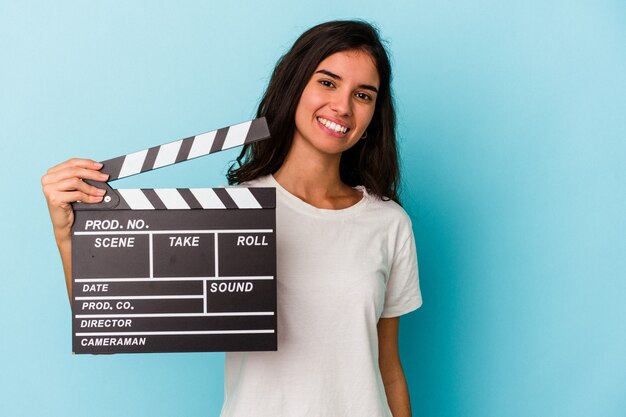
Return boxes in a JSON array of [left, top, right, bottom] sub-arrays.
[[315, 69, 379, 93]]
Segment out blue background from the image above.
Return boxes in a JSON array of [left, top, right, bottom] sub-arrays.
[[1, 1, 624, 416]]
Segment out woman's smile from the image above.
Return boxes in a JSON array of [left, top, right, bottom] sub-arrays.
[[316, 116, 351, 136]]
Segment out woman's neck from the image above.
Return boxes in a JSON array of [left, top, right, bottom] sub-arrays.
[[273, 143, 362, 209]]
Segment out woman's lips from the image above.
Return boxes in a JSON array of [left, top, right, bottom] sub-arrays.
[[316, 116, 351, 137]]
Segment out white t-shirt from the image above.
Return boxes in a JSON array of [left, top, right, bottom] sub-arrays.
[[220, 174, 422, 417]]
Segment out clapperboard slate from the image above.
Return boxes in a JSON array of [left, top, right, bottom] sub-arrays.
[[71, 118, 277, 354]]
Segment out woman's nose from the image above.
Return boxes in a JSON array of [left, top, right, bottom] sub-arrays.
[[329, 91, 352, 116]]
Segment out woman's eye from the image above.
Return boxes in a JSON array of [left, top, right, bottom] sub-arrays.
[[356, 92, 372, 101], [319, 79, 335, 88]]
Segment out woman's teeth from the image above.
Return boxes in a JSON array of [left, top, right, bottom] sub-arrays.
[[317, 117, 349, 134]]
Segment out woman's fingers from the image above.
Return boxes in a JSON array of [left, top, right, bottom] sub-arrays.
[[43, 179, 106, 209], [46, 158, 102, 175], [42, 166, 109, 186], [46, 177, 106, 198], [48, 190, 104, 207], [63, 190, 104, 204]]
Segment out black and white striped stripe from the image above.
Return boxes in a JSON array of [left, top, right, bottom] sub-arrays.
[[114, 187, 275, 210], [101, 118, 269, 181]]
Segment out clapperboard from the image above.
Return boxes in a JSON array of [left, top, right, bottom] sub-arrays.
[[71, 118, 276, 354]]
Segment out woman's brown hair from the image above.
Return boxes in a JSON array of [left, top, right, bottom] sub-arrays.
[[227, 20, 401, 203]]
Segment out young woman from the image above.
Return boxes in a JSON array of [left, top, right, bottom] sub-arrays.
[[42, 20, 421, 417]]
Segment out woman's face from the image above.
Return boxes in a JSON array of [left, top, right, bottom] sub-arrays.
[[292, 49, 380, 157]]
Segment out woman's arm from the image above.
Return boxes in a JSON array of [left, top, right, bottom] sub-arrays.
[[378, 316, 412, 417], [41, 158, 109, 300]]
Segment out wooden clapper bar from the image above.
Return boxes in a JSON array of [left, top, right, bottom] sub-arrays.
[[71, 118, 276, 354]]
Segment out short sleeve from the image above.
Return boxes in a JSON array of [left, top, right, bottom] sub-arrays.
[[380, 225, 422, 318]]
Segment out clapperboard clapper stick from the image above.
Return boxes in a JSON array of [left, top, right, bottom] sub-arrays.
[[71, 118, 277, 354]]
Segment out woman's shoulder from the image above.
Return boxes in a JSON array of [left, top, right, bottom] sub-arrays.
[[362, 189, 413, 227], [238, 175, 273, 188]]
